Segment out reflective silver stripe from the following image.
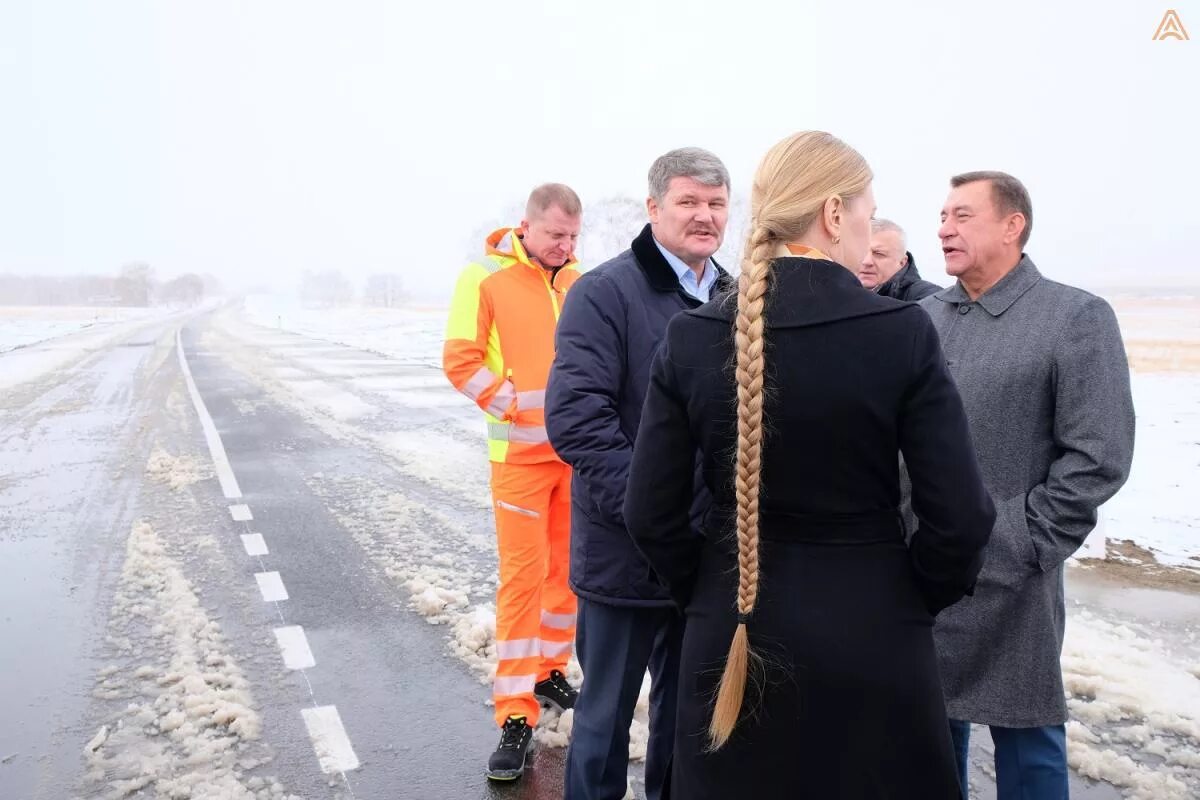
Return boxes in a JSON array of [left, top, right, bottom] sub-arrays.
[[478, 255, 503, 274], [489, 421, 550, 445], [541, 611, 576, 630], [463, 366, 497, 400], [486, 381, 516, 418], [516, 389, 545, 410], [496, 638, 542, 660], [465, 369, 514, 417], [541, 639, 574, 658], [496, 500, 540, 519], [508, 425, 549, 444], [493, 674, 537, 697]]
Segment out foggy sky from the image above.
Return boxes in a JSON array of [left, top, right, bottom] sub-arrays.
[[1, 0, 1197, 302]]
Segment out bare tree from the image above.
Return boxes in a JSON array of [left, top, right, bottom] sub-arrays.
[[465, 202, 525, 264], [300, 269, 353, 308], [578, 196, 646, 268], [364, 274, 408, 308], [116, 262, 154, 306], [200, 273, 224, 298], [159, 274, 206, 306]]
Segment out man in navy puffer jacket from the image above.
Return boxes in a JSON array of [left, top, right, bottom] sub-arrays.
[[546, 147, 733, 800]]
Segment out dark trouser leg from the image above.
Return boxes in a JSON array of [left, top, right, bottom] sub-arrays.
[[948, 719, 971, 800], [564, 598, 659, 800], [644, 609, 683, 800]]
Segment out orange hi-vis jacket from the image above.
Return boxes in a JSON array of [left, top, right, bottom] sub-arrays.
[[444, 228, 581, 464]]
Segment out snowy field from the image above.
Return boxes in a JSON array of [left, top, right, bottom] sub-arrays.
[[241, 291, 1200, 570], [241, 295, 444, 368], [0, 304, 184, 392], [0, 305, 166, 353]]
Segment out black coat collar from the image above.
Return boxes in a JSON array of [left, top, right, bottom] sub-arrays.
[[692, 257, 909, 329], [630, 224, 732, 295], [880, 257, 917, 293]]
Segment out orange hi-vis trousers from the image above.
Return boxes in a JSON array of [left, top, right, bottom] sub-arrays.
[[490, 459, 576, 728]]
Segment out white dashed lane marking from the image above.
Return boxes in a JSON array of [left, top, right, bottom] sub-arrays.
[[176, 329, 360, 791], [255, 571, 289, 602], [241, 533, 269, 556]]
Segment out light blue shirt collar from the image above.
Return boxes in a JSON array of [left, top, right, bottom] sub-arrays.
[[653, 237, 717, 302]]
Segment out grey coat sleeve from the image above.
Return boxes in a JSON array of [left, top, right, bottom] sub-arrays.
[[1026, 296, 1136, 569]]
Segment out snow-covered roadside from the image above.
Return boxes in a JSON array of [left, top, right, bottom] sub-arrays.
[[0, 306, 165, 354], [146, 446, 215, 492], [240, 295, 445, 367], [82, 520, 290, 800], [0, 306, 183, 393], [1100, 373, 1200, 569], [1062, 608, 1200, 798], [306, 474, 654, 760], [205, 314, 493, 511]]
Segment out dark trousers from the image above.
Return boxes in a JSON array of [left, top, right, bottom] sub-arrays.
[[564, 597, 683, 800], [950, 719, 1068, 800]]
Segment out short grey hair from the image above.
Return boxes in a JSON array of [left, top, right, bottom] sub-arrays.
[[871, 218, 907, 250], [951, 170, 1033, 248], [648, 147, 730, 202]]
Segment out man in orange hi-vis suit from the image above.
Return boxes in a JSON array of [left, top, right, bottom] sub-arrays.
[[443, 183, 583, 782]]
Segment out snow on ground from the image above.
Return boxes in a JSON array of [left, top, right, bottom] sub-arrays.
[[305, 472, 653, 759], [376, 429, 493, 507], [241, 295, 445, 367], [145, 446, 215, 491], [83, 521, 289, 800], [0, 305, 164, 353], [206, 313, 494, 510], [1062, 608, 1200, 798], [219, 294, 1200, 790], [1101, 374, 1200, 568], [236, 292, 1200, 570], [0, 305, 180, 393]]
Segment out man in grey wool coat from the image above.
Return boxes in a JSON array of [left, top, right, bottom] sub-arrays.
[[921, 171, 1136, 799]]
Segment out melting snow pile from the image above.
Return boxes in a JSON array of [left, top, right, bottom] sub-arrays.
[[83, 521, 291, 799]]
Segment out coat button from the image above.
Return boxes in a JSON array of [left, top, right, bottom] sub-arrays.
[[959, 304, 972, 315]]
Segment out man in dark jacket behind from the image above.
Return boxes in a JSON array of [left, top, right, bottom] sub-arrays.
[[545, 147, 733, 800], [859, 218, 941, 301]]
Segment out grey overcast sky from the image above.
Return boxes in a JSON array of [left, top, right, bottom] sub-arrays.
[[1, 0, 1197, 301]]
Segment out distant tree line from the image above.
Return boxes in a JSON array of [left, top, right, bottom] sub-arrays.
[[0, 263, 221, 307], [0, 263, 413, 310], [299, 270, 409, 308]]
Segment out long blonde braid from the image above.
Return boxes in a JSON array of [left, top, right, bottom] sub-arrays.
[[706, 130, 873, 750], [707, 222, 774, 749]]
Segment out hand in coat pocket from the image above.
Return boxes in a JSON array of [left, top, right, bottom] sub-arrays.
[[980, 492, 1039, 588]]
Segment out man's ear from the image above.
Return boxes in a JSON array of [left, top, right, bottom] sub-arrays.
[[646, 196, 660, 225]]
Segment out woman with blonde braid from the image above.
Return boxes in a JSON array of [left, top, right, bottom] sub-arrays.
[[624, 131, 996, 798]]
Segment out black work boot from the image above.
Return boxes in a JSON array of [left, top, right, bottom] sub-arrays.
[[486, 715, 534, 781], [533, 670, 578, 711]]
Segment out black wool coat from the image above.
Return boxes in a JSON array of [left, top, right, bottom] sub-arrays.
[[624, 257, 996, 799]]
